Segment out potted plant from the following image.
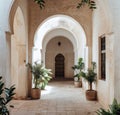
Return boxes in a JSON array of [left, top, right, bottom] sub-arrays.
[[39, 67, 52, 90], [26, 62, 52, 99], [81, 62, 97, 100], [72, 58, 84, 87]]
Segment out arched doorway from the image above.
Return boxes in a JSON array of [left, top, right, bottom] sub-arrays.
[[55, 54, 65, 78], [11, 6, 27, 99], [45, 36, 74, 78], [33, 15, 87, 67]]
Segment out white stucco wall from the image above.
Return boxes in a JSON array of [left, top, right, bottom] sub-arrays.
[[0, 0, 13, 86], [92, 0, 120, 108], [92, 2, 111, 107], [0, 0, 29, 97], [0, 0, 13, 31], [108, 0, 120, 103]]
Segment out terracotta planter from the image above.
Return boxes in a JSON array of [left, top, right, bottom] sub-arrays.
[[31, 88, 41, 99], [86, 90, 97, 100], [74, 81, 82, 87]]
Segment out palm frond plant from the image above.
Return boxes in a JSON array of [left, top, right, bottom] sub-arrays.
[[96, 99, 120, 115], [80, 62, 97, 100], [38, 67, 52, 90], [77, 0, 97, 10], [34, 0, 45, 9], [72, 58, 84, 87], [33, 0, 96, 10], [0, 76, 15, 115], [81, 62, 96, 90], [26, 62, 52, 89], [26, 62, 52, 99]]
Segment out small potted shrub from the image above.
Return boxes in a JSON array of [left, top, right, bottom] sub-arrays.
[[72, 58, 84, 87], [26, 62, 52, 99], [39, 67, 52, 90], [81, 62, 97, 100], [96, 99, 120, 114]]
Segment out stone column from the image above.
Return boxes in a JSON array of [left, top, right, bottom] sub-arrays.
[[5, 31, 12, 87], [42, 49, 46, 66], [106, 33, 114, 104], [32, 47, 41, 64], [74, 48, 79, 65]]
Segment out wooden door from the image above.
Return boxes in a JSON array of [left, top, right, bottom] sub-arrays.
[[55, 54, 65, 78]]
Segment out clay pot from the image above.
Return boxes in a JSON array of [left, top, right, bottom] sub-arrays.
[[86, 90, 97, 100], [31, 88, 41, 99], [74, 81, 82, 87]]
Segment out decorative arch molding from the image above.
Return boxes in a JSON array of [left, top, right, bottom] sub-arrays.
[[34, 14, 87, 49], [9, 0, 27, 34], [55, 53, 65, 60], [42, 29, 77, 52], [9, 0, 20, 34], [41, 29, 78, 66], [13, 6, 26, 44], [33, 14, 87, 66]]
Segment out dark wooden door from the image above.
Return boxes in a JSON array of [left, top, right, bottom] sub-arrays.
[[55, 54, 65, 78]]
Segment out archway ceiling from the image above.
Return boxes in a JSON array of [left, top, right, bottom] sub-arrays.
[[34, 15, 87, 50], [42, 28, 76, 51]]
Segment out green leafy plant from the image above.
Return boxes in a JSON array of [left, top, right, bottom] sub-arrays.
[[39, 68, 52, 90], [77, 0, 97, 10], [33, 0, 96, 10], [34, 0, 45, 9], [0, 76, 15, 115], [72, 58, 84, 82], [96, 99, 120, 115], [80, 62, 97, 90], [26, 62, 52, 89]]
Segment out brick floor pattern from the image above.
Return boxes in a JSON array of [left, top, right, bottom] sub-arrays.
[[10, 81, 101, 115]]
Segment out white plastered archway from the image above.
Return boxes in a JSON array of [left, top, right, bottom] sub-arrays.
[[42, 28, 77, 65], [11, 6, 27, 98], [33, 14, 87, 66]]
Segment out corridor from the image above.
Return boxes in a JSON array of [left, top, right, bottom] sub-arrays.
[[10, 81, 101, 115]]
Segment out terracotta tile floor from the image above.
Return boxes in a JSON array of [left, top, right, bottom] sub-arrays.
[[10, 81, 101, 115]]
